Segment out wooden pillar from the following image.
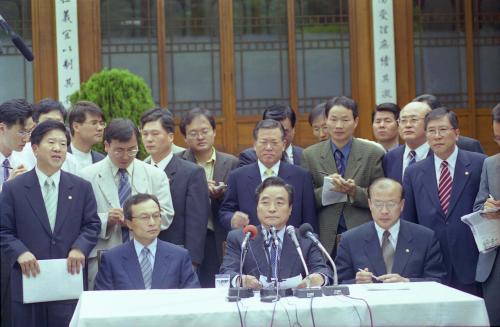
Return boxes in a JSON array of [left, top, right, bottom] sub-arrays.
[[77, 0, 101, 84], [286, 0, 298, 112]]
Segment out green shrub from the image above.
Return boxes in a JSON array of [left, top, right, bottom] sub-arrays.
[[69, 68, 154, 159]]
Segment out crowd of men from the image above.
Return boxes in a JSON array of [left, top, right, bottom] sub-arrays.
[[0, 95, 498, 326]]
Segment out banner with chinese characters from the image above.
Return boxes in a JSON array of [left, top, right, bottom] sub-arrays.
[[372, 0, 397, 104], [55, 0, 80, 107]]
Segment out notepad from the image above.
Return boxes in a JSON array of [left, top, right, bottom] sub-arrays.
[[321, 176, 348, 206], [22, 259, 83, 303], [461, 209, 500, 253]]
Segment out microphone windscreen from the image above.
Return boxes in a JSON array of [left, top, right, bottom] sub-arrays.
[[12, 35, 34, 61], [243, 224, 258, 239], [285, 225, 295, 236], [298, 223, 314, 237]]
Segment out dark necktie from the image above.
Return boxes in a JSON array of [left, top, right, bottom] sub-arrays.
[[334, 149, 347, 233], [408, 150, 417, 166], [118, 169, 132, 242], [438, 161, 452, 215], [382, 230, 394, 274], [2, 158, 10, 183], [270, 237, 281, 279]]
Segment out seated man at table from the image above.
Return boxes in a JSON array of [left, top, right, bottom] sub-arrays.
[[219, 176, 332, 289], [335, 178, 446, 284], [94, 193, 200, 290]]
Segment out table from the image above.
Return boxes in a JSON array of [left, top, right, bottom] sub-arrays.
[[70, 282, 489, 327]]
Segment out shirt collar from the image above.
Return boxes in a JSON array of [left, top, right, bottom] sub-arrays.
[[35, 166, 61, 188], [374, 219, 400, 246], [331, 138, 353, 158], [70, 144, 91, 156], [151, 152, 174, 171], [434, 145, 459, 171], [133, 238, 157, 259], [109, 157, 134, 177], [404, 142, 430, 161], [257, 159, 281, 179], [285, 144, 293, 160]]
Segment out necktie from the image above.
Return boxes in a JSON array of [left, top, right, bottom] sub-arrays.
[[334, 150, 345, 176], [118, 169, 132, 242], [264, 168, 274, 178], [408, 150, 417, 166], [382, 230, 394, 274], [43, 177, 57, 231], [140, 247, 153, 289], [270, 237, 281, 279], [438, 161, 452, 215], [2, 158, 10, 183]]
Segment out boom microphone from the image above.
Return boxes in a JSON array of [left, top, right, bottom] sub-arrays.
[[0, 14, 34, 61]]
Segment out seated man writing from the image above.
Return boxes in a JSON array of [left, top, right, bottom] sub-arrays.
[[219, 176, 332, 289]]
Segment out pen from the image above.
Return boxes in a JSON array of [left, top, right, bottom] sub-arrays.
[[358, 268, 381, 281], [488, 194, 495, 200]]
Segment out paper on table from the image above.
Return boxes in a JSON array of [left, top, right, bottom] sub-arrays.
[[461, 209, 500, 253], [259, 274, 303, 289], [322, 176, 348, 206], [23, 259, 83, 303]]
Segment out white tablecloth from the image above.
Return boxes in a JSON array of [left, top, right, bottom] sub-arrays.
[[70, 282, 489, 327]]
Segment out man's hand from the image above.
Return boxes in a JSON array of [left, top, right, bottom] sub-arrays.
[[239, 275, 262, 289], [67, 249, 85, 275], [17, 251, 40, 278], [208, 180, 226, 200], [355, 268, 374, 284], [329, 174, 356, 197], [482, 198, 500, 219], [107, 208, 125, 227], [378, 273, 409, 283], [7, 164, 27, 181], [297, 273, 324, 288], [231, 211, 249, 229]]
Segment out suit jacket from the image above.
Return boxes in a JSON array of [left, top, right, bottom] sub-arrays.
[[94, 239, 200, 290], [220, 226, 332, 282], [238, 145, 303, 167], [218, 161, 317, 231], [382, 144, 432, 184], [336, 220, 446, 284], [68, 146, 105, 163], [0, 169, 101, 302], [457, 135, 484, 154], [178, 149, 239, 262], [301, 139, 385, 255], [474, 154, 500, 282], [402, 149, 487, 284], [146, 155, 210, 265], [80, 157, 174, 259]]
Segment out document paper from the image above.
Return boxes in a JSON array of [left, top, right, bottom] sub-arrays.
[[321, 176, 348, 206], [22, 259, 83, 303], [461, 208, 500, 253]]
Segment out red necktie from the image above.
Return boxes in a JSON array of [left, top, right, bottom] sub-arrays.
[[438, 161, 452, 215]]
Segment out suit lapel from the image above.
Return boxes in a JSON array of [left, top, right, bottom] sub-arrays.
[[421, 156, 444, 217], [279, 232, 300, 279], [213, 151, 228, 183], [151, 242, 171, 288], [165, 156, 178, 186], [392, 221, 413, 275], [446, 150, 470, 217], [132, 160, 149, 194], [121, 241, 146, 289], [248, 231, 271, 278], [53, 172, 74, 235], [319, 141, 338, 175], [24, 170, 52, 236], [246, 165, 261, 200], [345, 139, 362, 179], [96, 160, 120, 207], [363, 225, 386, 276]]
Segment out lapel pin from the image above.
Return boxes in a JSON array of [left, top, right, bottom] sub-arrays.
[[405, 249, 410, 253], [465, 171, 469, 175], [68, 195, 72, 200]]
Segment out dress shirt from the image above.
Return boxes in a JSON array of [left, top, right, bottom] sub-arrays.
[[434, 145, 458, 188], [151, 152, 174, 171], [35, 166, 61, 222], [110, 160, 135, 188], [257, 160, 280, 181], [195, 147, 216, 231], [374, 219, 400, 250], [330, 138, 353, 173], [70, 144, 93, 168], [1, 151, 24, 186], [133, 238, 157, 269], [285, 144, 294, 164], [402, 142, 430, 176]]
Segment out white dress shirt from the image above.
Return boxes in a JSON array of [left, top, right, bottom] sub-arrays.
[[374, 219, 400, 250], [70, 144, 93, 168], [402, 142, 430, 176], [434, 145, 458, 188], [151, 152, 174, 171], [257, 160, 280, 181]]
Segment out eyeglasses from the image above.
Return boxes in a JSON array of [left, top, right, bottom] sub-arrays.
[[132, 212, 161, 222], [113, 148, 139, 157], [371, 201, 400, 211], [186, 129, 212, 139], [398, 117, 424, 125], [16, 130, 32, 137], [83, 120, 106, 128], [426, 127, 455, 137], [256, 140, 282, 148]]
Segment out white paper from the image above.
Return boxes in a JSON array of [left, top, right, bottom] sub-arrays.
[[461, 209, 500, 253], [23, 259, 83, 303], [259, 274, 303, 289], [321, 176, 348, 206]]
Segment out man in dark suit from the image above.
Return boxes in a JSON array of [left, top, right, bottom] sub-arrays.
[[473, 103, 500, 325], [140, 108, 210, 269], [413, 94, 484, 153], [372, 103, 400, 152], [402, 108, 486, 295], [219, 119, 317, 232], [220, 177, 332, 289], [94, 193, 200, 290], [383, 101, 431, 184], [239, 104, 303, 167], [178, 107, 239, 287], [67, 101, 106, 167], [336, 178, 446, 284], [0, 120, 101, 327]]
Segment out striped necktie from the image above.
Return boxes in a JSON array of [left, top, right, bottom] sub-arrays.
[[438, 161, 452, 215], [408, 150, 417, 166], [334, 150, 345, 176], [140, 247, 153, 289], [43, 177, 57, 231], [382, 230, 394, 274], [118, 169, 132, 242], [2, 158, 10, 183]]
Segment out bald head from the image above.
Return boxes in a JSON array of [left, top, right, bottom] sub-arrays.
[[398, 101, 431, 149], [368, 178, 404, 201]]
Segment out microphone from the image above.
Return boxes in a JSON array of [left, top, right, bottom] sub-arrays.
[[299, 223, 349, 295], [285, 226, 310, 280], [241, 224, 257, 251], [261, 227, 271, 248], [227, 225, 257, 301], [0, 14, 34, 61], [269, 225, 279, 248]]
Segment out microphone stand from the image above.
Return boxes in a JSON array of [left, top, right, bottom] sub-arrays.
[[261, 226, 282, 302], [312, 236, 349, 296], [227, 235, 254, 301]]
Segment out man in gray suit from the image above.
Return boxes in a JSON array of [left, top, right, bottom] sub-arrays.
[[474, 103, 500, 325], [178, 107, 239, 287], [81, 118, 174, 289], [301, 96, 385, 257], [140, 108, 210, 270]]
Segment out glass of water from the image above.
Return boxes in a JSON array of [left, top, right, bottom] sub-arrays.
[[214, 274, 230, 289]]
